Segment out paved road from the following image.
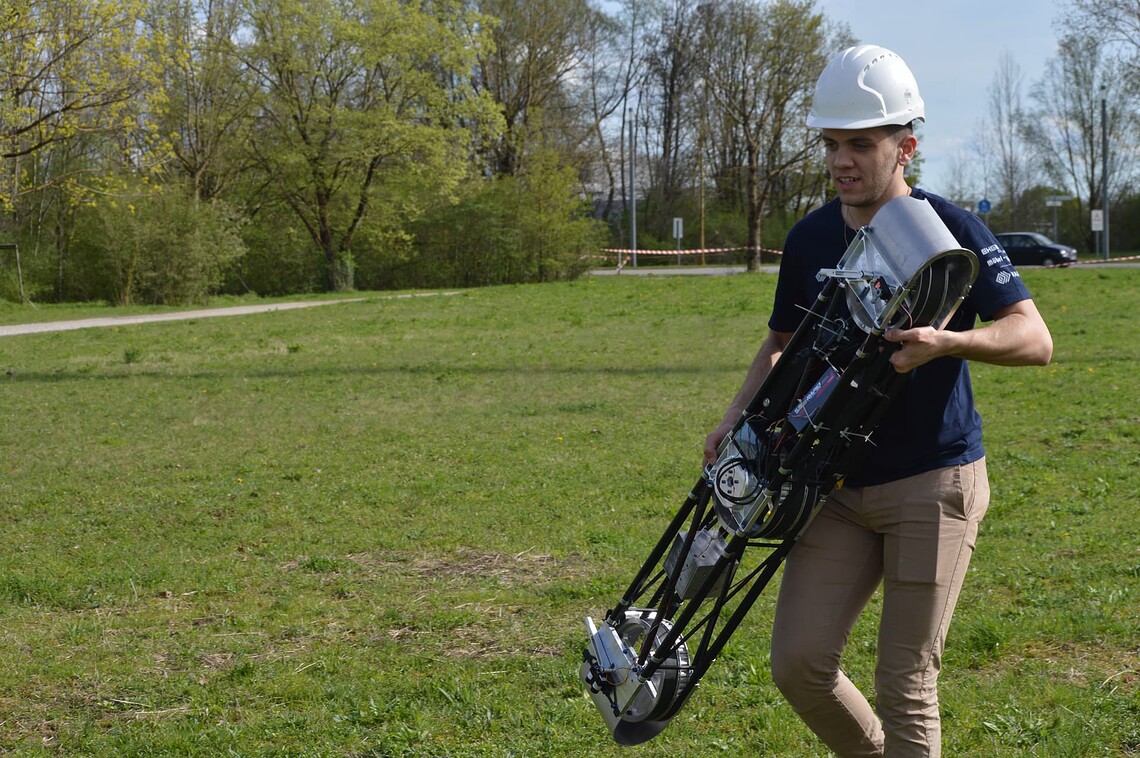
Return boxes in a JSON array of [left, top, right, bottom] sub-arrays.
[[589, 261, 1139, 276]]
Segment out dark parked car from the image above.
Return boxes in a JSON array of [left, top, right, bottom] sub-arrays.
[[994, 232, 1078, 267]]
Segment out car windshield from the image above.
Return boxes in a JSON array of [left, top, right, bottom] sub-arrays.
[[1028, 233, 1054, 245]]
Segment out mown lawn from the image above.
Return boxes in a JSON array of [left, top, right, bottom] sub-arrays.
[[0, 268, 1136, 756]]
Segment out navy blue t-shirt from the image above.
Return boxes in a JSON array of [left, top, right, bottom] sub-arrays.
[[770, 189, 1032, 486]]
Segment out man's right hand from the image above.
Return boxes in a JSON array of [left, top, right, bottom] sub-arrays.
[[704, 420, 735, 466], [703, 329, 791, 467]]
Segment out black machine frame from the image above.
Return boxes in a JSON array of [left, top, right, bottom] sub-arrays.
[[579, 196, 981, 745]]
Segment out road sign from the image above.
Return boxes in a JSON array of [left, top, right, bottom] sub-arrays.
[[673, 217, 683, 239], [978, 198, 991, 214], [1091, 209, 1104, 232]]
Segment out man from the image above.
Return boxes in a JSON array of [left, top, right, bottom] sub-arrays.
[[703, 45, 1053, 757]]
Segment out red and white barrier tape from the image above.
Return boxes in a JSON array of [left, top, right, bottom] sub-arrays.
[[1072, 254, 1140, 264], [598, 246, 783, 256], [590, 246, 785, 272]]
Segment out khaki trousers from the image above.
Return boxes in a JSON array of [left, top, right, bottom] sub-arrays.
[[769, 458, 990, 757]]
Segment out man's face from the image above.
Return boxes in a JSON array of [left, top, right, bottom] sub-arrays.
[[820, 126, 915, 211]]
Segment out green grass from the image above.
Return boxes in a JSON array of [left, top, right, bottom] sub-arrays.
[[0, 269, 1137, 756]]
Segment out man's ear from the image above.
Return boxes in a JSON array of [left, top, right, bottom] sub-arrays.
[[898, 134, 918, 166]]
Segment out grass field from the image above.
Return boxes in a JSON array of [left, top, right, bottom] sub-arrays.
[[0, 268, 1137, 756]]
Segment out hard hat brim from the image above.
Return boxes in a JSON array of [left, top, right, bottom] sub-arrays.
[[807, 113, 925, 130]]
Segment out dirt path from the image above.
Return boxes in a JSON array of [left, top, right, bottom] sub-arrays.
[[0, 299, 367, 337]]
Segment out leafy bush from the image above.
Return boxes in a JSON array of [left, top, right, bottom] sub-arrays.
[[403, 149, 607, 288], [0, 260, 22, 302], [68, 183, 247, 305], [237, 204, 326, 296]]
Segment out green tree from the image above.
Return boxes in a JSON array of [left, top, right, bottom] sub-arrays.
[[151, 0, 251, 203], [408, 147, 606, 287], [0, 0, 169, 300], [67, 181, 246, 305], [241, 0, 500, 291], [473, 0, 603, 178]]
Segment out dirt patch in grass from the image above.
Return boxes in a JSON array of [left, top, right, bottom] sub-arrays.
[[373, 553, 577, 661], [385, 618, 563, 661], [354, 548, 587, 589], [406, 549, 559, 585], [1015, 640, 1139, 692]]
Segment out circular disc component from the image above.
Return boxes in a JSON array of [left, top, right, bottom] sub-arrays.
[[614, 613, 691, 723]]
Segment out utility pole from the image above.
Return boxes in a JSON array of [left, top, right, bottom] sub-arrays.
[[629, 118, 637, 268], [1101, 92, 1109, 259]]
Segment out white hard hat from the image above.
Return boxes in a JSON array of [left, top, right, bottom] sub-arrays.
[[807, 45, 925, 129]]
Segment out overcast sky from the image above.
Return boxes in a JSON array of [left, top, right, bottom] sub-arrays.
[[812, 0, 1068, 202]]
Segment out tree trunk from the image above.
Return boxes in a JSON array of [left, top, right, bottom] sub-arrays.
[[746, 141, 762, 271]]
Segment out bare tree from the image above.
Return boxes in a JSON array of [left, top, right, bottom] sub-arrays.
[[704, 0, 826, 269], [640, 0, 701, 231], [985, 52, 1036, 229], [1025, 34, 1140, 249], [940, 146, 984, 212], [578, 2, 643, 224], [1063, 0, 1140, 56]]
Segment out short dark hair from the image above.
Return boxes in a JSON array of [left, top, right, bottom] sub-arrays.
[[884, 121, 916, 138]]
